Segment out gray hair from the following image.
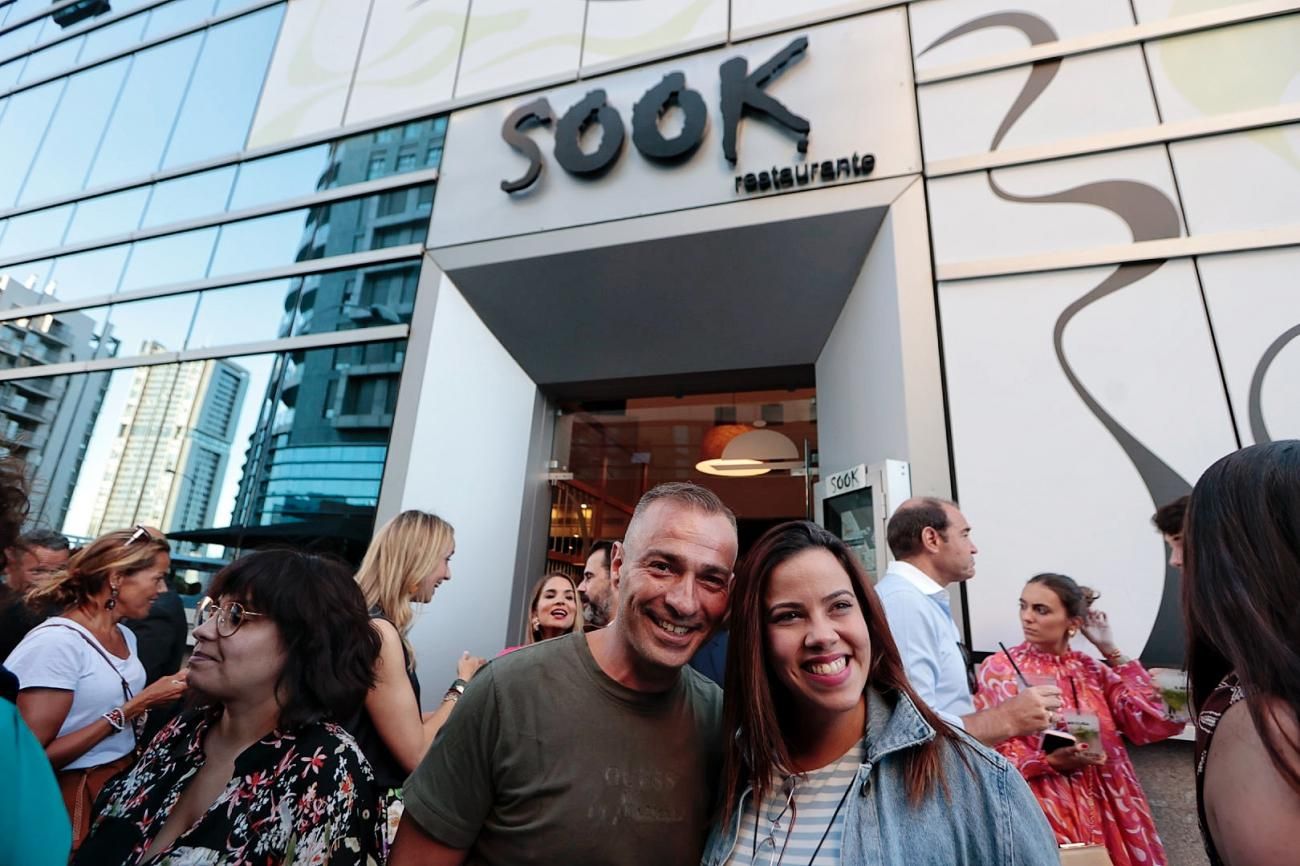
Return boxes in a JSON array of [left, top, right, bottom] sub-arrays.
[[18, 528, 70, 552], [626, 483, 737, 554]]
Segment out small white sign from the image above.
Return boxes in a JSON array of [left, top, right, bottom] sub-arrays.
[[824, 464, 867, 498]]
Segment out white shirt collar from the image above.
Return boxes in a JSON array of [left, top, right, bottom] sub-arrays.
[[883, 559, 947, 596]]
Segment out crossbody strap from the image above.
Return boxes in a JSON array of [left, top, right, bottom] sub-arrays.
[[33, 623, 135, 703]]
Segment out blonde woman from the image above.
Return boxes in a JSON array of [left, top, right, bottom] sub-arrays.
[[349, 510, 485, 852], [5, 526, 189, 852]]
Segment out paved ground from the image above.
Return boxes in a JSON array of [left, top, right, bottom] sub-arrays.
[[1129, 738, 1209, 866]]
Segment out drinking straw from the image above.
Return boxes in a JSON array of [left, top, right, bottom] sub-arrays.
[[999, 641, 1030, 688]]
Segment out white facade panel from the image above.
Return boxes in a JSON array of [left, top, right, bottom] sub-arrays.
[[454, 0, 583, 101], [1199, 247, 1300, 447], [926, 147, 1184, 267], [918, 47, 1159, 163], [247, 0, 370, 149], [730, 0, 897, 42], [1145, 14, 1300, 123], [430, 10, 920, 246], [910, 0, 1133, 72], [939, 261, 1238, 656], [580, 0, 728, 74], [1171, 124, 1300, 236], [345, 0, 469, 127]]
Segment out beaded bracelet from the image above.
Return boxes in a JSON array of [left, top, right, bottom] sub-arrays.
[[102, 707, 126, 731]]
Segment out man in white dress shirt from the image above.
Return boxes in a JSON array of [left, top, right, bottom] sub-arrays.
[[876, 497, 1060, 746]]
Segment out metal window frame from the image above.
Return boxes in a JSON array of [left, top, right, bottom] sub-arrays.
[[0, 167, 438, 269], [0, 321, 410, 382]]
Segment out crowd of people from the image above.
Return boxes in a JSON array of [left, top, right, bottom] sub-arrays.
[[0, 440, 1296, 865]]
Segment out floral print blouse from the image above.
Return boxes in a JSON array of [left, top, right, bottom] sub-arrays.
[[75, 709, 383, 865]]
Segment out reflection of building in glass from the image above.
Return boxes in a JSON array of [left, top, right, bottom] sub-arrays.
[[88, 342, 248, 540], [0, 276, 118, 529], [230, 122, 439, 536]]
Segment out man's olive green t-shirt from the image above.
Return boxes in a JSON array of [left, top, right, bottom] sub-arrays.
[[402, 632, 723, 866]]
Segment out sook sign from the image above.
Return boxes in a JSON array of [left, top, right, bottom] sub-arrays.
[[500, 36, 868, 195]]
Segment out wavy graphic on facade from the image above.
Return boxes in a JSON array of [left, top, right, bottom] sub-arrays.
[[923, 12, 1190, 663]]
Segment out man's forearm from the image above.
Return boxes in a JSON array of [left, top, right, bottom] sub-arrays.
[[961, 706, 1013, 747], [388, 816, 469, 866]]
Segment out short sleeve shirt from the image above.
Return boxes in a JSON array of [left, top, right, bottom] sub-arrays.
[[876, 563, 972, 728], [6, 617, 146, 768], [403, 632, 724, 866]]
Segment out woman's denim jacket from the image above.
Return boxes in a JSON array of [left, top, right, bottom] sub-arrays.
[[701, 689, 1059, 866]]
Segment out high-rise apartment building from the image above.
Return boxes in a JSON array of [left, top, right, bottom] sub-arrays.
[[88, 344, 248, 540]]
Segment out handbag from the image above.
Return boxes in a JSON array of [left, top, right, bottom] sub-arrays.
[[1059, 842, 1115, 866]]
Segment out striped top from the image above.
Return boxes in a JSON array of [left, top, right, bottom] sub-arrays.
[[725, 738, 865, 866]]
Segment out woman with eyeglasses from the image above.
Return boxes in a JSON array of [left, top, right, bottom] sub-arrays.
[[349, 510, 486, 853], [4, 525, 188, 853], [74, 549, 385, 865], [702, 521, 1058, 866]]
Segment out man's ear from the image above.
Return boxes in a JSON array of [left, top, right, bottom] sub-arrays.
[[920, 526, 941, 554], [610, 541, 624, 595]]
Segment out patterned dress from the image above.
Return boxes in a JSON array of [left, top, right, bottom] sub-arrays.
[[976, 643, 1184, 866], [1193, 671, 1245, 866], [74, 709, 384, 865]]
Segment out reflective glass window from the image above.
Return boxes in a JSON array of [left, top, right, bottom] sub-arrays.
[[64, 186, 149, 245], [20, 58, 129, 205], [187, 277, 297, 349], [0, 19, 40, 65], [141, 166, 235, 229], [208, 209, 311, 278], [47, 245, 130, 302], [227, 144, 330, 211], [0, 203, 72, 258], [0, 79, 63, 208], [76, 12, 149, 68], [86, 33, 201, 189], [17, 34, 81, 83], [162, 5, 283, 169], [0, 257, 53, 296], [104, 292, 199, 355], [143, 0, 217, 41], [0, 57, 21, 89], [118, 227, 217, 292]]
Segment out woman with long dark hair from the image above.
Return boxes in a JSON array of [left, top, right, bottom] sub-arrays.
[[702, 521, 1057, 865], [1184, 441, 1300, 866]]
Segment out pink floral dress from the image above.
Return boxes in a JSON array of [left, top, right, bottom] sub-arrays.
[[976, 643, 1184, 866]]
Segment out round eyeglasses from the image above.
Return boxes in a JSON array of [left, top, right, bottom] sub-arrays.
[[195, 597, 265, 637]]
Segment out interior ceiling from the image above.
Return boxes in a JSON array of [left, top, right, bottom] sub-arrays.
[[444, 206, 886, 401]]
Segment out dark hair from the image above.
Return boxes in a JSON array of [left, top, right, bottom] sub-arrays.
[[525, 572, 584, 644], [1027, 573, 1099, 619], [1184, 441, 1300, 796], [586, 540, 615, 571], [721, 520, 967, 819], [27, 527, 169, 611], [886, 498, 954, 559], [0, 456, 29, 571], [1151, 496, 1189, 537], [206, 549, 380, 729]]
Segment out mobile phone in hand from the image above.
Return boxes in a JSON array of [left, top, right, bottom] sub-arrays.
[[1043, 730, 1078, 753]]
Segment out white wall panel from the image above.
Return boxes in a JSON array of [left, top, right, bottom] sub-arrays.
[[1132, 0, 1262, 24], [730, 0, 895, 41], [581, 0, 727, 73], [1145, 14, 1300, 123], [910, 0, 1133, 72], [918, 47, 1158, 163], [927, 147, 1184, 266], [1171, 124, 1300, 235], [454, 0, 583, 101], [247, 0, 370, 149], [399, 274, 539, 691], [1199, 247, 1300, 446], [345, 0, 469, 127], [939, 261, 1238, 656]]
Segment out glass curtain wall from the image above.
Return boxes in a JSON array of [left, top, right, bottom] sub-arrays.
[[0, 0, 447, 571]]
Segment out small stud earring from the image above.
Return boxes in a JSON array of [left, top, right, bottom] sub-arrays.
[[1068, 627, 1077, 637]]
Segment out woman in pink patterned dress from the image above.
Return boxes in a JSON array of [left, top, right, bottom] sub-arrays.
[[976, 573, 1184, 866]]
